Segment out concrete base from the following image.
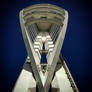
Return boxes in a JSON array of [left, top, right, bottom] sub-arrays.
[[13, 66, 74, 92], [13, 69, 36, 92], [52, 67, 73, 92]]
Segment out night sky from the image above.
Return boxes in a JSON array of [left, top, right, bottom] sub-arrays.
[[0, 0, 92, 92]]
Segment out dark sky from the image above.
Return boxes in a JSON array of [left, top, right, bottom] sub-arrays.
[[0, 0, 92, 92]]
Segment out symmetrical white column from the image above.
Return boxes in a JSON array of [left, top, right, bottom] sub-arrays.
[[13, 4, 79, 92]]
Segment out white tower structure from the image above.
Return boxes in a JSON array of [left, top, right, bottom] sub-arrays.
[[13, 4, 79, 92]]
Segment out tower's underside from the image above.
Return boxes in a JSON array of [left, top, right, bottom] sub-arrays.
[[13, 4, 79, 92]]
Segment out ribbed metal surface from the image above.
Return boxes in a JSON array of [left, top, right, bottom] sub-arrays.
[[28, 24, 39, 43], [49, 23, 61, 44]]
